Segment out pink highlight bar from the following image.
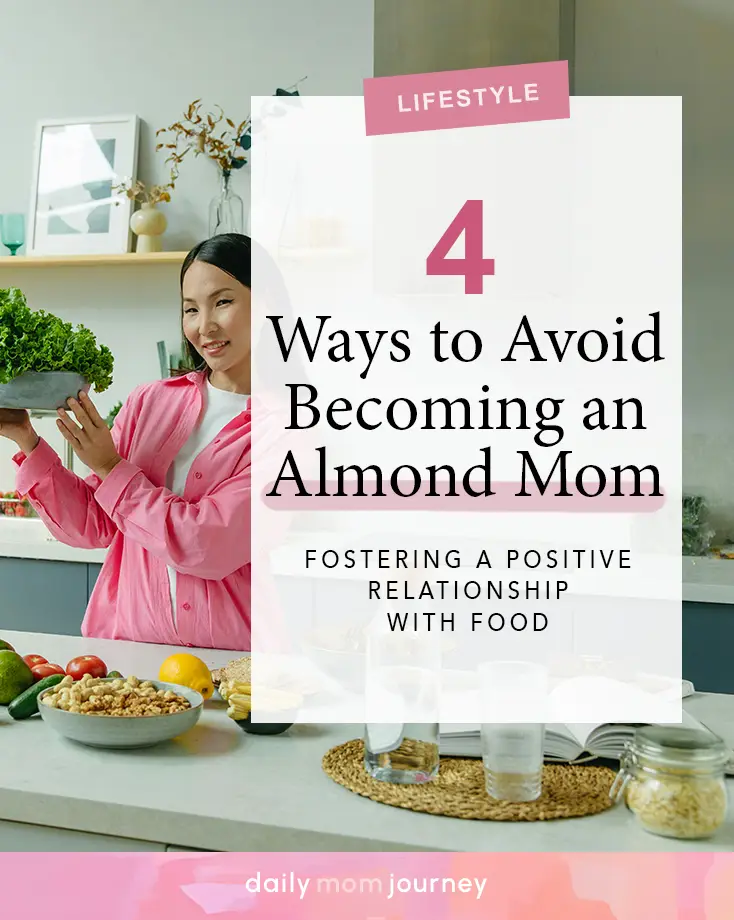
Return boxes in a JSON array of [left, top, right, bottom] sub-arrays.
[[363, 61, 570, 137], [263, 481, 666, 512]]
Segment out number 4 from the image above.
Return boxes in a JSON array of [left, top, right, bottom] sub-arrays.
[[426, 199, 495, 294]]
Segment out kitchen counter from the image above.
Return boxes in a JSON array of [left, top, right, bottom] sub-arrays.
[[0, 518, 106, 563], [681, 555, 734, 604], [2, 630, 734, 852]]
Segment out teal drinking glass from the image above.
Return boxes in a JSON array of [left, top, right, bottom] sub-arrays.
[[0, 213, 25, 255]]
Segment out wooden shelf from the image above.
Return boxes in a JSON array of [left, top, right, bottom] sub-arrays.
[[0, 251, 187, 268]]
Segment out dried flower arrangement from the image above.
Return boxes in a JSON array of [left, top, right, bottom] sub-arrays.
[[155, 101, 251, 179], [112, 177, 174, 206], [112, 80, 307, 219], [154, 79, 307, 180]]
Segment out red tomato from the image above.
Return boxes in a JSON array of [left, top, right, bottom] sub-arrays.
[[31, 663, 66, 681], [23, 655, 48, 669], [66, 655, 107, 680]]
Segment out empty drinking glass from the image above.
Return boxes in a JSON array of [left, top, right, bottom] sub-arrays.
[[0, 213, 25, 255], [481, 722, 546, 802], [479, 660, 549, 802]]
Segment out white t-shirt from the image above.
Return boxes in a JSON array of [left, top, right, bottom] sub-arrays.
[[166, 380, 249, 625]]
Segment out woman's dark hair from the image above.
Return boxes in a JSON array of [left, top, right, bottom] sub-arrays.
[[180, 233, 252, 370], [180, 232, 306, 389]]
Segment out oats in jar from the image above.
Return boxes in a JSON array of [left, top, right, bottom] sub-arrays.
[[626, 772, 727, 839], [611, 725, 729, 840]]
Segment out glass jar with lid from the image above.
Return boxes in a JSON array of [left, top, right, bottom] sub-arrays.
[[610, 726, 730, 839]]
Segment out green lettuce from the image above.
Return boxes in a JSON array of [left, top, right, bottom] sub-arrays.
[[0, 287, 113, 392]]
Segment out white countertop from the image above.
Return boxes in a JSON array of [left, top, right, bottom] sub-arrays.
[[0, 518, 106, 563], [2, 629, 734, 852], [681, 555, 734, 604]]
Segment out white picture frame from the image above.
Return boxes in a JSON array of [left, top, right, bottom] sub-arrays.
[[27, 114, 140, 256]]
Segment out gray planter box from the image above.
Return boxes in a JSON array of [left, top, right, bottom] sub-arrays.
[[0, 371, 90, 410]]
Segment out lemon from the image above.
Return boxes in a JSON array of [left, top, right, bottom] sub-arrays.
[[159, 653, 214, 700]]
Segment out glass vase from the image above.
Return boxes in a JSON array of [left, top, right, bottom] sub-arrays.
[[209, 171, 244, 236]]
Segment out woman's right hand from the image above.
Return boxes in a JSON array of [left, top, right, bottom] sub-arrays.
[[0, 409, 40, 453]]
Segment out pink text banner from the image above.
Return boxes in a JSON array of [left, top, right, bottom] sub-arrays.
[[363, 60, 570, 136]]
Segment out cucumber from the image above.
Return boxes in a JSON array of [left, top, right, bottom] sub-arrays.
[[8, 674, 65, 720]]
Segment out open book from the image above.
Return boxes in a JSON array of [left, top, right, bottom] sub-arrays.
[[439, 680, 704, 763]]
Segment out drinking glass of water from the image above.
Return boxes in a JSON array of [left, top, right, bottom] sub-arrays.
[[0, 213, 25, 256], [363, 623, 441, 784], [479, 660, 549, 802], [364, 722, 440, 784]]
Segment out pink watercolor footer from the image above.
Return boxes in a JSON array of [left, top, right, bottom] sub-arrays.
[[1, 852, 732, 919]]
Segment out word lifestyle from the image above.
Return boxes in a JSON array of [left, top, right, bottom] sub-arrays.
[[397, 83, 539, 111]]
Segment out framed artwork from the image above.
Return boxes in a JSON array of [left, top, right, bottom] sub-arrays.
[[27, 114, 140, 256]]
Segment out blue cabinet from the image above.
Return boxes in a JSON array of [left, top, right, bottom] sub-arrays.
[[683, 602, 734, 694], [0, 558, 86, 635], [0, 558, 103, 637], [88, 563, 103, 597]]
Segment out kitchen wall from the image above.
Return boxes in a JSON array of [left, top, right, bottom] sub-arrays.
[[0, 0, 373, 484], [373, 0, 733, 541], [4, 0, 731, 544], [373, 0, 575, 78], [574, 0, 734, 539]]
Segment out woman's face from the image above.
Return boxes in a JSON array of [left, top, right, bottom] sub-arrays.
[[182, 260, 251, 379]]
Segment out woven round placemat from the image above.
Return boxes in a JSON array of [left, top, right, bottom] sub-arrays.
[[322, 740, 617, 821]]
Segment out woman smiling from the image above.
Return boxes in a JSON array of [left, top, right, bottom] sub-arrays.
[[0, 233, 256, 650]]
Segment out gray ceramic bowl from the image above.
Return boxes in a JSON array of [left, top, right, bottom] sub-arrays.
[[0, 371, 90, 410], [38, 679, 204, 749]]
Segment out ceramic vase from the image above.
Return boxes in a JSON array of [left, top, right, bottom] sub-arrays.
[[130, 202, 167, 253]]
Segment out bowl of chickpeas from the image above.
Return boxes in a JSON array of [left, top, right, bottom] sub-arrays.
[[38, 673, 204, 749]]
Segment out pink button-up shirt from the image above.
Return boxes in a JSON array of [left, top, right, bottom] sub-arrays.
[[14, 371, 252, 650]]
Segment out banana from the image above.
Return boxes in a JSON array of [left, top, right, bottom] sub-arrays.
[[222, 680, 252, 721], [220, 678, 251, 702]]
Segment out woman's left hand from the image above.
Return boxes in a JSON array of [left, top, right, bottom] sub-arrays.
[[57, 391, 122, 479]]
